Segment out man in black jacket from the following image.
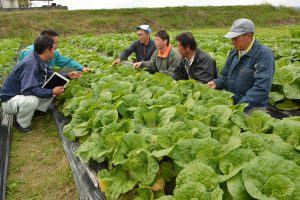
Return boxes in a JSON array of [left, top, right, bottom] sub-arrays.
[[173, 32, 218, 83]]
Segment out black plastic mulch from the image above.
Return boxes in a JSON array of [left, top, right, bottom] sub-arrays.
[[0, 108, 13, 200], [51, 105, 106, 200]]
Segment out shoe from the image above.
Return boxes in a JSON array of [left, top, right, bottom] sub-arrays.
[[14, 121, 33, 134], [33, 110, 47, 118]]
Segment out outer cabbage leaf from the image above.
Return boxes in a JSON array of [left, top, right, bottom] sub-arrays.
[[242, 152, 300, 200]]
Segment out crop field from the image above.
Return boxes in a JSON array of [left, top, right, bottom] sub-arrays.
[[1, 27, 300, 200], [67, 27, 300, 110]]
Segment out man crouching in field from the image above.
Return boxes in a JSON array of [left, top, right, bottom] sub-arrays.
[[207, 18, 275, 113], [0, 36, 80, 133], [113, 25, 156, 65], [173, 32, 218, 83], [133, 30, 181, 77]]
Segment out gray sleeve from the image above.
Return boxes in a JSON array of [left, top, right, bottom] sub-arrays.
[[160, 50, 181, 77], [141, 50, 158, 74]]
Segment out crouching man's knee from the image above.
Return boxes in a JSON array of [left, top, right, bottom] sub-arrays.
[[16, 95, 40, 129], [2, 95, 40, 115], [19, 95, 40, 110]]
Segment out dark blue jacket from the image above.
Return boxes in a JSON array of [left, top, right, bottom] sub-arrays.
[[0, 52, 54, 101], [119, 39, 156, 62], [214, 40, 275, 110]]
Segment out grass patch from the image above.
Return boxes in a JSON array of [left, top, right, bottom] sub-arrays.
[[0, 4, 299, 40], [6, 114, 78, 200]]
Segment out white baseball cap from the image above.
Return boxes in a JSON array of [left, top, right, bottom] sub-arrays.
[[136, 24, 152, 33]]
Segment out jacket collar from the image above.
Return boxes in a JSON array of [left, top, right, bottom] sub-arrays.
[[33, 52, 49, 70], [192, 48, 202, 64], [239, 38, 255, 58], [246, 40, 260, 58], [232, 40, 260, 58], [157, 44, 172, 59], [138, 39, 153, 47], [185, 51, 195, 65]]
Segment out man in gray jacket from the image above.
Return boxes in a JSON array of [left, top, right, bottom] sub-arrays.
[[207, 19, 275, 112], [173, 32, 218, 83], [133, 30, 181, 77]]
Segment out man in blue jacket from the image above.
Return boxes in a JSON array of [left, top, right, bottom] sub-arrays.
[[19, 29, 94, 72], [0, 36, 80, 133], [207, 18, 275, 113], [113, 25, 156, 65]]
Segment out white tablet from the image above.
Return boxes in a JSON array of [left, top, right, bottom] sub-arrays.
[[42, 72, 69, 89]]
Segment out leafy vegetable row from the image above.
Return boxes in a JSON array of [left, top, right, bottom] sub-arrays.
[[67, 28, 300, 110], [56, 42, 300, 200], [0, 38, 21, 86]]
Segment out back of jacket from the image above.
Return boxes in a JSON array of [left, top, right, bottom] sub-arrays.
[[0, 52, 53, 101]]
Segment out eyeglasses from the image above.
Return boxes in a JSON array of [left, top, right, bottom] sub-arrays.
[[232, 34, 247, 41]]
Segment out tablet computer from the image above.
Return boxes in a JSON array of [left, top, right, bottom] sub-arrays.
[[42, 72, 69, 89]]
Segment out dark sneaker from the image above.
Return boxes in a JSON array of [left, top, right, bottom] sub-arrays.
[[33, 110, 47, 118], [14, 121, 33, 134]]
